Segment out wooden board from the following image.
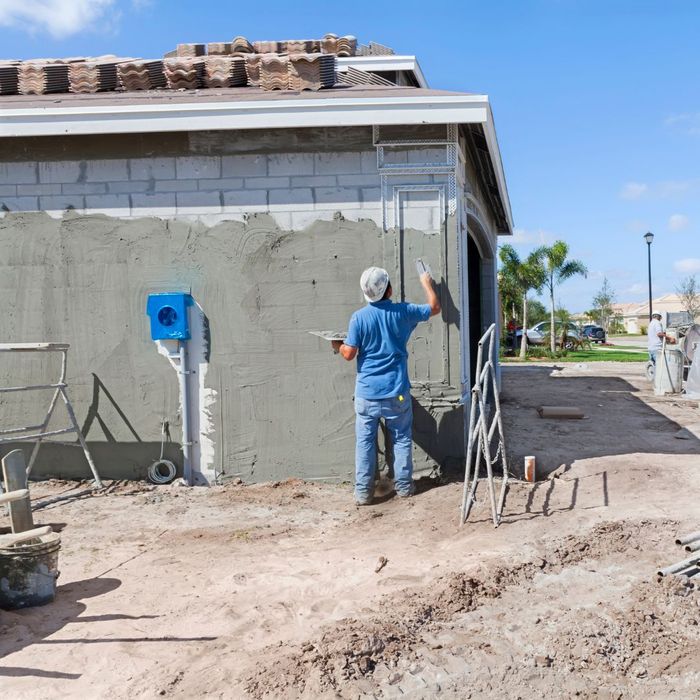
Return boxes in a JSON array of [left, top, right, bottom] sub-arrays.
[[1, 450, 34, 533]]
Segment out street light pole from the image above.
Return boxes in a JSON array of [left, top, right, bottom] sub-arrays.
[[644, 231, 654, 321]]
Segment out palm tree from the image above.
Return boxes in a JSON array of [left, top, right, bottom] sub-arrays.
[[499, 245, 546, 359], [540, 241, 588, 352]]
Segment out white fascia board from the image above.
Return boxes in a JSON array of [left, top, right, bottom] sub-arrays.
[[482, 101, 514, 234], [0, 94, 488, 138], [336, 55, 428, 88]]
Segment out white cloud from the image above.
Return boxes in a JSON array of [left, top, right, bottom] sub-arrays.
[[0, 0, 116, 38], [668, 213, 690, 231], [511, 227, 556, 247], [674, 258, 700, 274], [665, 113, 700, 136], [619, 179, 699, 202], [619, 182, 648, 200], [623, 282, 645, 296]]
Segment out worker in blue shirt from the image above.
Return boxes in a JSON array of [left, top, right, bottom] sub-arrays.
[[332, 266, 441, 505]]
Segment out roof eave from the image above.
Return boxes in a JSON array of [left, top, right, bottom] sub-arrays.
[[0, 91, 512, 233]]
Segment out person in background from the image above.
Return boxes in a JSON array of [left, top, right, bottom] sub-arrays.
[[331, 266, 440, 505], [647, 311, 675, 365]]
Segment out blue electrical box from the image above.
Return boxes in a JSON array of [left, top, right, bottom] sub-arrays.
[[146, 292, 193, 341]]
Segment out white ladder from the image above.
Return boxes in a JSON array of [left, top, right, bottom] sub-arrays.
[[0, 343, 102, 488], [459, 324, 508, 527]]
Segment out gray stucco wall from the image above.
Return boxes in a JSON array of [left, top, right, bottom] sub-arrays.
[[0, 125, 499, 484]]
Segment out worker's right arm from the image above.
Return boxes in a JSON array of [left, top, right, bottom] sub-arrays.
[[420, 272, 441, 316], [332, 313, 360, 361]]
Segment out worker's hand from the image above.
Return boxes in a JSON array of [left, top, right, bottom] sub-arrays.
[[420, 272, 433, 285], [666, 336, 677, 344], [331, 340, 342, 354]]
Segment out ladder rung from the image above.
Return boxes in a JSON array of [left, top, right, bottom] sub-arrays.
[[0, 488, 29, 505], [0, 426, 77, 445], [0, 423, 45, 436], [0, 383, 65, 393]]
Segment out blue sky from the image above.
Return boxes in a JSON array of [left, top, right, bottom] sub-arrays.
[[1, 0, 698, 312]]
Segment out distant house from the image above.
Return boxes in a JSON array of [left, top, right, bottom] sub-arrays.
[[612, 294, 697, 333]]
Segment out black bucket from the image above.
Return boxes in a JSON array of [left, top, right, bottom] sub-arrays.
[[0, 532, 61, 609]]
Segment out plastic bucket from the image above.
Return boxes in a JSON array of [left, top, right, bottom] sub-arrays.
[[0, 532, 61, 610]]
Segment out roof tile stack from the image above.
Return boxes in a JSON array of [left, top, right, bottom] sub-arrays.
[[321, 34, 357, 57], [163, 58, 205, 90], [69, 57, 127, 93], [244, 55, 263, 87], [207, 42, 232, 56], [176, 43, 206, 57], [0, 61, 20, 95], [259, 55, 289, 91], [117, 60, 166, 91], [231, 36, 254, 54], [2, 33, 373, 99], [288, 54, 336, 91], [203, 56, 247, 88], [18, 60, 72, 95]]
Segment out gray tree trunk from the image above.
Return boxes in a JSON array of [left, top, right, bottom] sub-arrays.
[[550, 284, 556, 353], [520, 295, 529, 359]]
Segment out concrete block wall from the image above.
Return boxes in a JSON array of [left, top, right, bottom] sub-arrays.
[[0, 151, 383, 229]]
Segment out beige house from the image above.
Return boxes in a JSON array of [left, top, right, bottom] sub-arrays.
[[612, 294, 697, 334]]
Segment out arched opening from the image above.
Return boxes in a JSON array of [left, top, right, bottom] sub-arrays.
[[466, 212, 497, 386]]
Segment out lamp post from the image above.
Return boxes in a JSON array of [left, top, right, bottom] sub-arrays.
[[644, 231, 654, 321]]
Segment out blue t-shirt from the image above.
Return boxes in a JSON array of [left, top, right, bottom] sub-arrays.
[[345, 300, 432, 399]]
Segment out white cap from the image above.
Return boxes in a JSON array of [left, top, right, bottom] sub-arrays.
[[652, 310, 662, 318], [360, 267, 389, 303]]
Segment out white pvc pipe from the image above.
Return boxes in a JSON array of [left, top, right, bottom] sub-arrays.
[[178, 340, 193, 486], [178, 340, 194, 486]]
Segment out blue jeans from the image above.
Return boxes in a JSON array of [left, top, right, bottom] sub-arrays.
[[649, 350, 658, 364], [354, 395, 413, 498]]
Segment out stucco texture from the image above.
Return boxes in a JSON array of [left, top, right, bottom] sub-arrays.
[[0, 211, 464, 483]]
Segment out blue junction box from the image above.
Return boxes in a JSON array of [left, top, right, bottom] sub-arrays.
[[146, 292, 193, 341]]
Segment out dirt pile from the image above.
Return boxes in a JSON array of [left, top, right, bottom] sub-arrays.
[[244, 520, 682, 698], [555, 575, 700, 678]]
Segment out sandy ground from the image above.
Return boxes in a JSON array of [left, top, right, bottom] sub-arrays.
[[1, 361, 699, 698]]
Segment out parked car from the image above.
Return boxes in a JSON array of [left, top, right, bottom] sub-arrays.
[[581, 324, 606, 343], [523, 321, 581, 350]]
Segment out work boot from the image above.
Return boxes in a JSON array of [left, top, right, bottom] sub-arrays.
[[354, 491, 373, 506], [395, 483, 415, 498]]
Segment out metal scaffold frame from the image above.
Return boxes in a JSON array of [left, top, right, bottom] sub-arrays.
[[0, 343, 102, 488], [459, 324, 508, 527]]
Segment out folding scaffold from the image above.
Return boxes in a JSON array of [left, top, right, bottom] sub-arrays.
[[0, 343, 102, 488], [459, 324, 508, 527]]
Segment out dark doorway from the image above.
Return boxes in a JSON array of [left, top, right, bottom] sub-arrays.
[[467, 234, 483, 386]]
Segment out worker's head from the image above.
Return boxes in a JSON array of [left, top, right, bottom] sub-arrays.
[[652, 311, 662, 320], [360, 267, 390, 303]]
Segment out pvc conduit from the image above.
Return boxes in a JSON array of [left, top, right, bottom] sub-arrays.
[[675, 531, 700, 546], [657, 554, 700, 577], [178, 341, 193, 486]]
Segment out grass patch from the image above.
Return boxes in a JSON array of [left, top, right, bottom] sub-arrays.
[[502, 347, 647, 363], [554, 349, 647, 362]]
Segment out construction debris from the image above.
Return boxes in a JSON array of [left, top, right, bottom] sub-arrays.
[[537, 406, 585, 419]]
